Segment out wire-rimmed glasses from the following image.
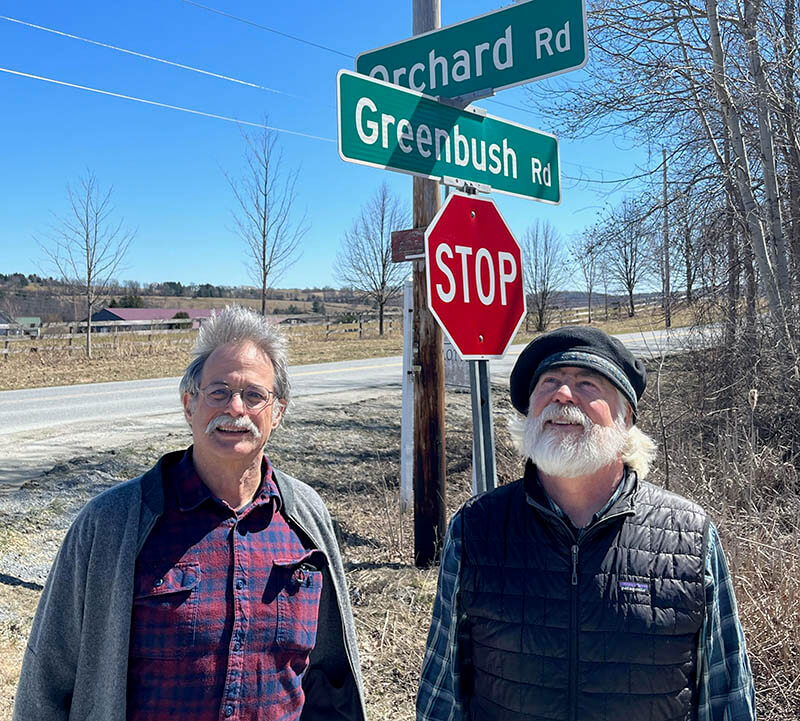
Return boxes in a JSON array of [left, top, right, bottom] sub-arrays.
[[198, 383, 277, 412]]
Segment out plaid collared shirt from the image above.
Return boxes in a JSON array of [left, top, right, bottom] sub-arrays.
[[417, 484, 756, 721], [128, 449, 323, 721]]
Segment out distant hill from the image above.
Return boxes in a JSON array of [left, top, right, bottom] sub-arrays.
[[0, 272, 664, 323], [0, 273, 382, 322]]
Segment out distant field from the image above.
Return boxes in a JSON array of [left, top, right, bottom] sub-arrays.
[[0, 302, 688, 392]]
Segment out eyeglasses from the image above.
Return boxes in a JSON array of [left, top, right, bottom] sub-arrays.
[[198, 383, 277, 412]]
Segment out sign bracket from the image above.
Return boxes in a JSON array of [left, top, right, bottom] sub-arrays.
[[435, 88, 494, 115], [441, 176, 491, 194]]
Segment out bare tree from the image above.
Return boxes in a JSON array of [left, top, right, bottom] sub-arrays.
[[525, 0, 799, 341], [226, 125, 307, 315], [521, 219, 568, 332], [598, 198, 651, 317], [334, 182, 409, 335], [569, 229, 601, 324], [38, 171, 134, 358]]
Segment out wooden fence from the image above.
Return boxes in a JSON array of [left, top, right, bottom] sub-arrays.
[[0, 299, 669, 360], [0, 315, 403, 359], [324, 317, 395, 340], [524, 297, 673, 331], [0, 318, 197, 360]]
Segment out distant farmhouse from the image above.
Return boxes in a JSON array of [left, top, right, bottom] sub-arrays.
[[14, 316, 41, 337], [89, 307, 216, 331], [88, 307, 314, 332]]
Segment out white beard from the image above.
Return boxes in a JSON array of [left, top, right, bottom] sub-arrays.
[[522, 403, 628, 478]]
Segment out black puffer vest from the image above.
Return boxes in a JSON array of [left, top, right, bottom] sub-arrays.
[[459, 463, 709, 721]]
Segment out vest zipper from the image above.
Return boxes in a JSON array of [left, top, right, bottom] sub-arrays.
[[571, 544, 579, 585], [528, 494, 634, 721], [568, 510, 633, 721], [569, 543, 579, 721]]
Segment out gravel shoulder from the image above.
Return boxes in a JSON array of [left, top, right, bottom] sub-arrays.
[[0, 385, 523, 719]]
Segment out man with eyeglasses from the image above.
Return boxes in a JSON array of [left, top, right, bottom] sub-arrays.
[[14, 306, 367, 721]]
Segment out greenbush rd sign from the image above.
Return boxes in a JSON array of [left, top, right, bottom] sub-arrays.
[[337, 70, 560, 203], [355, 0, 587, 99]]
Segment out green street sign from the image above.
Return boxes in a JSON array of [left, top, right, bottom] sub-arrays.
[[355, 0, 587, 99], [337, 70, 560, 204]]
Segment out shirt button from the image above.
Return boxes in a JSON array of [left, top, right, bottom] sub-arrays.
[[153, 578, 164, 588], [233, 642, 241, 652], [224, 704, 234, 717], [235, 579, 245, 590]]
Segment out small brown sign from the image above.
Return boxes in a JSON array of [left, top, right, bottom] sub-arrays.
[[391, 228, 425, 263]]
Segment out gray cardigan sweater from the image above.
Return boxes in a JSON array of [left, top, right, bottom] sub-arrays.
[[13, 450, 367, 721]]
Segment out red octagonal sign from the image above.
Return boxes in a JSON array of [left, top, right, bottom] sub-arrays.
[[425, 193, 526, 360]]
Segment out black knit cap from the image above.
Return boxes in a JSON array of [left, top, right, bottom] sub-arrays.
[[509, 326, 647, 419]]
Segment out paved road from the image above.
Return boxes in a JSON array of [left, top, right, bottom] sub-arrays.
[[0, 356, 406, 435], [0, 325, 703, 489]]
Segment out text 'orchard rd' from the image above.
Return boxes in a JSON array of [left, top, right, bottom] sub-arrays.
[[337, 71, 560, 203], [356, 0, 587, 98]]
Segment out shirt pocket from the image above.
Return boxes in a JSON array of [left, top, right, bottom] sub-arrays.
[[268, 551, 324, 653], [130, 562, 201, 659]]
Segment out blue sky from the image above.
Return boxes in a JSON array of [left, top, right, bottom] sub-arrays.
[[0, 0, 650, 290]]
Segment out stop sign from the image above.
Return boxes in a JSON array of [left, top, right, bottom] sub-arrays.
[[425, 193, 526, 359]]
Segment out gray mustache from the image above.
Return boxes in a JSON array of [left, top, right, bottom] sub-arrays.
[[539, 404, 589, 427], [205, 414, 262, 439]]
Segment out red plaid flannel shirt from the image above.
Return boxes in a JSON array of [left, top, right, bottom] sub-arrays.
[[127, 449, 323, 721]]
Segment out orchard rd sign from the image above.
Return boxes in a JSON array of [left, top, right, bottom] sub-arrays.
[[337, 70, 560, 203], [356, 0, 587, 98]]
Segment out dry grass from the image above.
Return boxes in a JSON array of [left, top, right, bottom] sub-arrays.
[[0, 586, 38, 715], [270, 388, 523, 719], [639, 342, 800, 720]]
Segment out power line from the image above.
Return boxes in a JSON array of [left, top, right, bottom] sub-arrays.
[[0, 14, 304, 100], [0, 66, 335, 142], [179, 0, 641, 167], [0, 8, 643, 186], [0, 65, 643, 185], [563, 166, 660, 184], [181, 0, 353, 59], [180, 0, 551, 125], [175, 0, 641, 163]]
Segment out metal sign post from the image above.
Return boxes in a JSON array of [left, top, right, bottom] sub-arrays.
[[469, 359, 497, 494]]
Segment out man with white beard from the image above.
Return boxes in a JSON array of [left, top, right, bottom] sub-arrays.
[[417, 326, 755, 721]]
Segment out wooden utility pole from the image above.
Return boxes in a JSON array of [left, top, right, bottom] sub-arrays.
[[412, 0, 446, 569]]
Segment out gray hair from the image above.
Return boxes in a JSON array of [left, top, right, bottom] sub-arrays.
[[615, 389, 657, 480], [179, 305, 290, 406]]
